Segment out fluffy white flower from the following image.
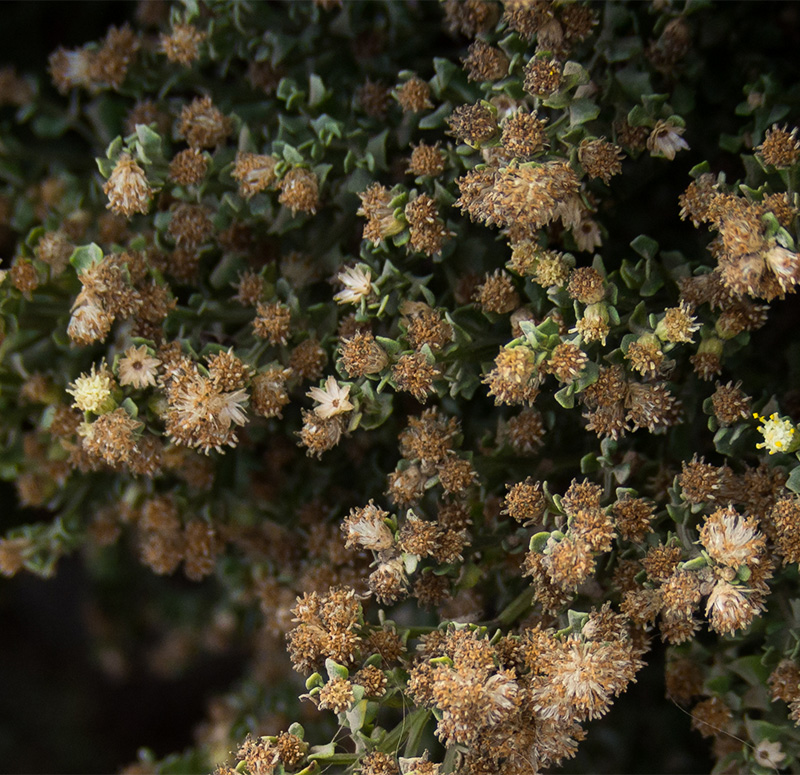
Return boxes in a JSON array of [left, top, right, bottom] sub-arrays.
[[307, 375, 354, 419], [333, 265, 372, 305], [647, 120, 690, 160]]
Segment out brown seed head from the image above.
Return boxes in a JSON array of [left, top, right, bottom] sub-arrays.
[[711, 381, 750, 426], [9, 258, 39, 298], [625, 336, 664, 380], [483, 346, 541, 406], [505, 407, 546, 453], [357, 79, 391, 119], [392, 352, 440, 403], [160, 23, 206, 66], [402, 304, 453, 352], [90, 24, 139, 90], [567, 266, 605, 304], [37, 231, 74, 276], [103, 153, 152, 217], [168, 148, 208, 186], [251, 367, 292, 419], [408, 142, 446, 177], [561, 3, 598, 42], [503, 0, 554, 40], [501, 111, 548, 158], [473, 269, 519, 313], [578, 138, 625, 184], [168, 203, 214, 248], [443, 0, 499, 37], [447, 102, 498, 146], [405, 195, 450, 256], [318, 677, 355, 714], [523, 57, 563, 96], [615, 119, 650, 153], [232, 271, 264, 306], [678, 174, 718, 227], [253, 302, 291, 345], [278, 168, 319, 215], [289, 338, 327, 381], [178, 96, 232, 149], [395, 75, 433, 113], [503, 478, 546, 525], [340, 331, 388, 377], [769, 660, 800, 703], [612, 496, 655, 543], [462, 39, 509, 82], [757, 125, 800, 169], [232, 152, 278, 198], [547, 341, 588, 383]]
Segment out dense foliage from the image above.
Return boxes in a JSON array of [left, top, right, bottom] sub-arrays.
[[2, 1, 800, 773]]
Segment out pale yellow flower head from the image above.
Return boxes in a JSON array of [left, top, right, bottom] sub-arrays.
[[117, 345, 160, 389], [755, 412, 797, 455], [66, 363, 116, 414]]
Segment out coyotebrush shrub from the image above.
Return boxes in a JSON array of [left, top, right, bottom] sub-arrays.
[[1, 1, 800, 772]]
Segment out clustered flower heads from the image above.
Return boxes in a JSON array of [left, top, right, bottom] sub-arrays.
[[3, 2, 800, 774]]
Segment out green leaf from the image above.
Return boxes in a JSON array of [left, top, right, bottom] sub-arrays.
[[786, 465, 800, 494], [106, 135, 124, 160], [418, 102, 452, 130], [365, 129, 389, 171], [627, 105, 650, 127], [121, 398, 138, 418], [688, 161, 711, 178], [718, 133, 742, 153], [615, 66, 653, 100], [430, 58, 457, 98], [561, 60, 589, 87], [345, 699, 368, 733], [307, 747, 359, 765], [32, 113, 69, 138], [305, 672, 323, 690], [282, 145, 304, 165], [310, 114, 343, 145], [69, 243, 104, 274], [308, 74, 328, 108], [325, 659, 349, 681], [580, 453, 599, 474], [568, 609, 589, 632], [630, 234, 659, 260], [569, 98, 600, 127], [374, 336, 403, 356], [529, 532, 550, 552], [603, 35, 643, 63], [554, 384, 575, 409], [135, 124, 163, 164]]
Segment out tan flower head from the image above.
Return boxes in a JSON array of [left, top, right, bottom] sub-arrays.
[[307, 376, 354, 419], [699, 505, 765, 569], [103, 153, 152, 217], [118, 345, 160, 389], [341, 501, 393, 551], [160, 23, 207, 66], [757, 124, 800, 169], [334, 265, 372, 305], [232, 152, 278, 198], [178, 96, 232, 149], [647, 119, 689, 160]]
